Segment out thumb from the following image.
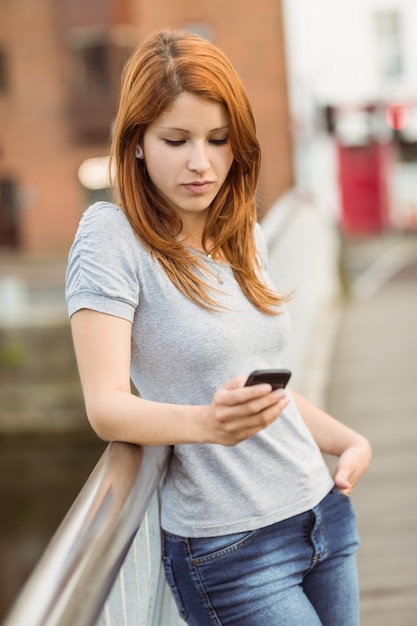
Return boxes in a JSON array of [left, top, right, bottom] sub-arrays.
[[333, 448, 358, 492], [333, 459, 353, 492], [333, 471, 351, 491]]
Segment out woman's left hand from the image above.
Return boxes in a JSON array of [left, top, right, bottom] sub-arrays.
[[333, 439, 372, 495], [291, 389, 372, 496]]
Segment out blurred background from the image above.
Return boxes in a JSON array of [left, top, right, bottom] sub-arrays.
[[0, 0, 416, 623]]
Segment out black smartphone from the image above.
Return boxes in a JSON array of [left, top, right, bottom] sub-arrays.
[[244, 369, 292, 390]]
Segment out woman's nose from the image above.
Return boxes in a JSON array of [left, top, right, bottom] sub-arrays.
[[187, 144, 210, 174]]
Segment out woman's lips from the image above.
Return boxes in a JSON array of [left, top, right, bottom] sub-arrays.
[[182, 181, 213, 194]]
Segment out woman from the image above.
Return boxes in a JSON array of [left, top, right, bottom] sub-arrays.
[[66, 29, 371, 625]]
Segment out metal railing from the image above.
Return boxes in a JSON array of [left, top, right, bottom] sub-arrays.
[[3, 442, 182, 626]]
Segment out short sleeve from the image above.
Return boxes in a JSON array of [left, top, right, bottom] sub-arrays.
[[65, 202, 140, 321]]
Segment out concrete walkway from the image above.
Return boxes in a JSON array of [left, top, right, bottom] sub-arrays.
[[325, 232, 417, 626]]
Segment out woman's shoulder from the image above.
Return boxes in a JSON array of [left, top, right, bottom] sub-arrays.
[[77, 201, 139, 247], [66, 201, 141, 320], [80, 201, 129, 229]]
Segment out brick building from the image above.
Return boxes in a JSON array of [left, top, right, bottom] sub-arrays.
[[0, 0, 293, 254]]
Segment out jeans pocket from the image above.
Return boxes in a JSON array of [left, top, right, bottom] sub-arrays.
[[162, 555, 189, 621], [331, 486, 352, 503], [189, 529, 258, 565]]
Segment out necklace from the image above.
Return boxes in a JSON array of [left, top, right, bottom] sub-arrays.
[[186, 246, 225, 285], [206, 253, 224, 285]]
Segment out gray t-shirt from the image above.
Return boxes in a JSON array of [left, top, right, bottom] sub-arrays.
[[66, 202, 333, 537]]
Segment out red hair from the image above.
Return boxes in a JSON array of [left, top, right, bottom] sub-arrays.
[[110, 29, 284, 313]]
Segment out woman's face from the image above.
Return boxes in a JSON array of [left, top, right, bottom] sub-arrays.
[[142, 92, 234, 234]]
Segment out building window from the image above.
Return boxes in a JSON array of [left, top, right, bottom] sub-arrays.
[[67, 31, 112, 95], [375, 11, 404, 79], [0, 178, 19, 247], [79, 42, 110, 93], [65, 27, 135, 141], [0, 49, 8, 92]]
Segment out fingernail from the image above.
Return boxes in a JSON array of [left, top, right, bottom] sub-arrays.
[[260, 384, 273, 393]]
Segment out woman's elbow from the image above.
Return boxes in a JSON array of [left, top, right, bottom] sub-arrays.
[[84, 397, 117, 442]]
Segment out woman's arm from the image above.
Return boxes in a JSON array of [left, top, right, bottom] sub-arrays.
[[70, 309, 290, 447], [292, 390, 372, 494]]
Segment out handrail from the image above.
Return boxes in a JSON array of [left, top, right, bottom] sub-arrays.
[[3, 442, 172, 626]]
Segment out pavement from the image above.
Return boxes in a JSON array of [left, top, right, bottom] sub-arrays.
[[325, 230, 417, 626]]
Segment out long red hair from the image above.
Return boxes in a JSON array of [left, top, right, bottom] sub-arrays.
[[110, 29, 283, 313]]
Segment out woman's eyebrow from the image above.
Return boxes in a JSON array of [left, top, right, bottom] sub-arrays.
[[159, 127, 190, 133], [159, 125, 230, 133]]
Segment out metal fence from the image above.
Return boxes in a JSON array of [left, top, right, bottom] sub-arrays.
[[3, 442, 184, 626]]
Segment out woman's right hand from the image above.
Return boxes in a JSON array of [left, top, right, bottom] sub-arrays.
[[70, 309, 290, 447], [203, 375, 290, 446]]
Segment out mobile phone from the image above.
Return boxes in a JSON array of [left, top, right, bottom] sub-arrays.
[[244, 369, 292, 390]]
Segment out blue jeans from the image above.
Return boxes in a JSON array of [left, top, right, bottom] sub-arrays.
[[162, 488, 360, 625]]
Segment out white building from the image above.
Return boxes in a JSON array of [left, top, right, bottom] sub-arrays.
[[283, 0, 417, 229]]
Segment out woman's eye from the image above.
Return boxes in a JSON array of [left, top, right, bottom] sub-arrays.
[[210, 138, 229, 145], [164, 139, 185, 146], [163, 138, 229, 146]]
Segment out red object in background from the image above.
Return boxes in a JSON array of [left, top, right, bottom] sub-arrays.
[[337, 142, 391, 233], [385, 102, 410, 130]]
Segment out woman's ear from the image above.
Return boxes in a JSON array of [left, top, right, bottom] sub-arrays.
[[136, 145, 144, 159]]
